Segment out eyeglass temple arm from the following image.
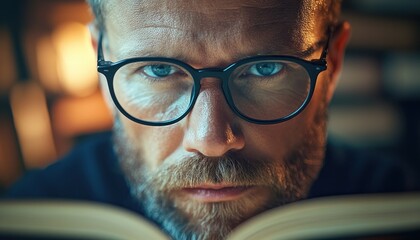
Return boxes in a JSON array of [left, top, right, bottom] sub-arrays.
[[319, 26, 334, 63], [97, 32, 106, 65]]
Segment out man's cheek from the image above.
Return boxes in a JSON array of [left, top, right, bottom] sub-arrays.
[[141, 126, 184, 166], [246, 122, 302, 157]]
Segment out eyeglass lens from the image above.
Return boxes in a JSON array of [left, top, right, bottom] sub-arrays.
[[113, 60, 311, 123]]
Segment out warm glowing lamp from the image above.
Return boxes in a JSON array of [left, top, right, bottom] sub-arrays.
[[52, 22, 97, 97]]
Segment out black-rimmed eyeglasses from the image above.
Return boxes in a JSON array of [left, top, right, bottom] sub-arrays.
[[97, 33, 329, 126]]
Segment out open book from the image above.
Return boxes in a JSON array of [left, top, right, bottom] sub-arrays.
[[1, 193, 419, 239]]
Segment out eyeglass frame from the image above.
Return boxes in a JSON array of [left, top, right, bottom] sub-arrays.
[[97, 30, 331, 126]]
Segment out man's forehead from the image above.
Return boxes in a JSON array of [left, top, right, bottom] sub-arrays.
[[104, 0, 323, 65], [107, 0, 306, 11], [105, 0, 317, 28]]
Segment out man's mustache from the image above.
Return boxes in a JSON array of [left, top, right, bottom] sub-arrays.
[[146, 154, 282, 191]]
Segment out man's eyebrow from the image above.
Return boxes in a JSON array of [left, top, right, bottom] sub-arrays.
[[247, 40, 327, 60], [114, 47, 192, 62], [296, 40, 326, 59]]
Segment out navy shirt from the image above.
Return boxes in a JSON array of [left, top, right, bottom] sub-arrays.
[[4, 132, 408, 212], [4, 132, 141, 214]]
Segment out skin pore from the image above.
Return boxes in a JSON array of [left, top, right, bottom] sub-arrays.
[[92, 0, 350, 239]]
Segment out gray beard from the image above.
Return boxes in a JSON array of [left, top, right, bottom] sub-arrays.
[[113, 98, 327, 240]]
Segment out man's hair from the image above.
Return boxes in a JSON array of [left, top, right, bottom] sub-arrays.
[[87, 0, 342, 33], [87, 0, 106, 31]]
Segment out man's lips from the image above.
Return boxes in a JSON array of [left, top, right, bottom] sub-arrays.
[[181, 185, 254, 202]]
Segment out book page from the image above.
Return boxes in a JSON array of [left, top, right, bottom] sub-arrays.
[[0, 200, 169, 240], [227, 193, 420, 240]]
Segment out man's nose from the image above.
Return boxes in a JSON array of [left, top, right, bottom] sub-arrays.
[[182, 81, 245, 157]]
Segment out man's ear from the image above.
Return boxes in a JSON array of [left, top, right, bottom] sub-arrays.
[[88, 22, 116, 115], [326, 21, 351, 103]]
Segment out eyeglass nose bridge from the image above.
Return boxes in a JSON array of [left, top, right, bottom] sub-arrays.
[[190, 67, 236, 118], [196, 68, 230, 82]]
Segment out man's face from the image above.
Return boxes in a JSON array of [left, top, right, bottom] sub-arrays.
[[101, 0, 333, 239]]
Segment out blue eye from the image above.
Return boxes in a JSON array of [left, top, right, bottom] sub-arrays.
[[248, 62, 284, 77], [143, 64, 177, 78]]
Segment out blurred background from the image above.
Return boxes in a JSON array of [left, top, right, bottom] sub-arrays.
[[0, 0, 419, 192]]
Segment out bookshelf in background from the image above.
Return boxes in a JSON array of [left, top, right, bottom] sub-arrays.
[[330, 0, 420, 188]]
